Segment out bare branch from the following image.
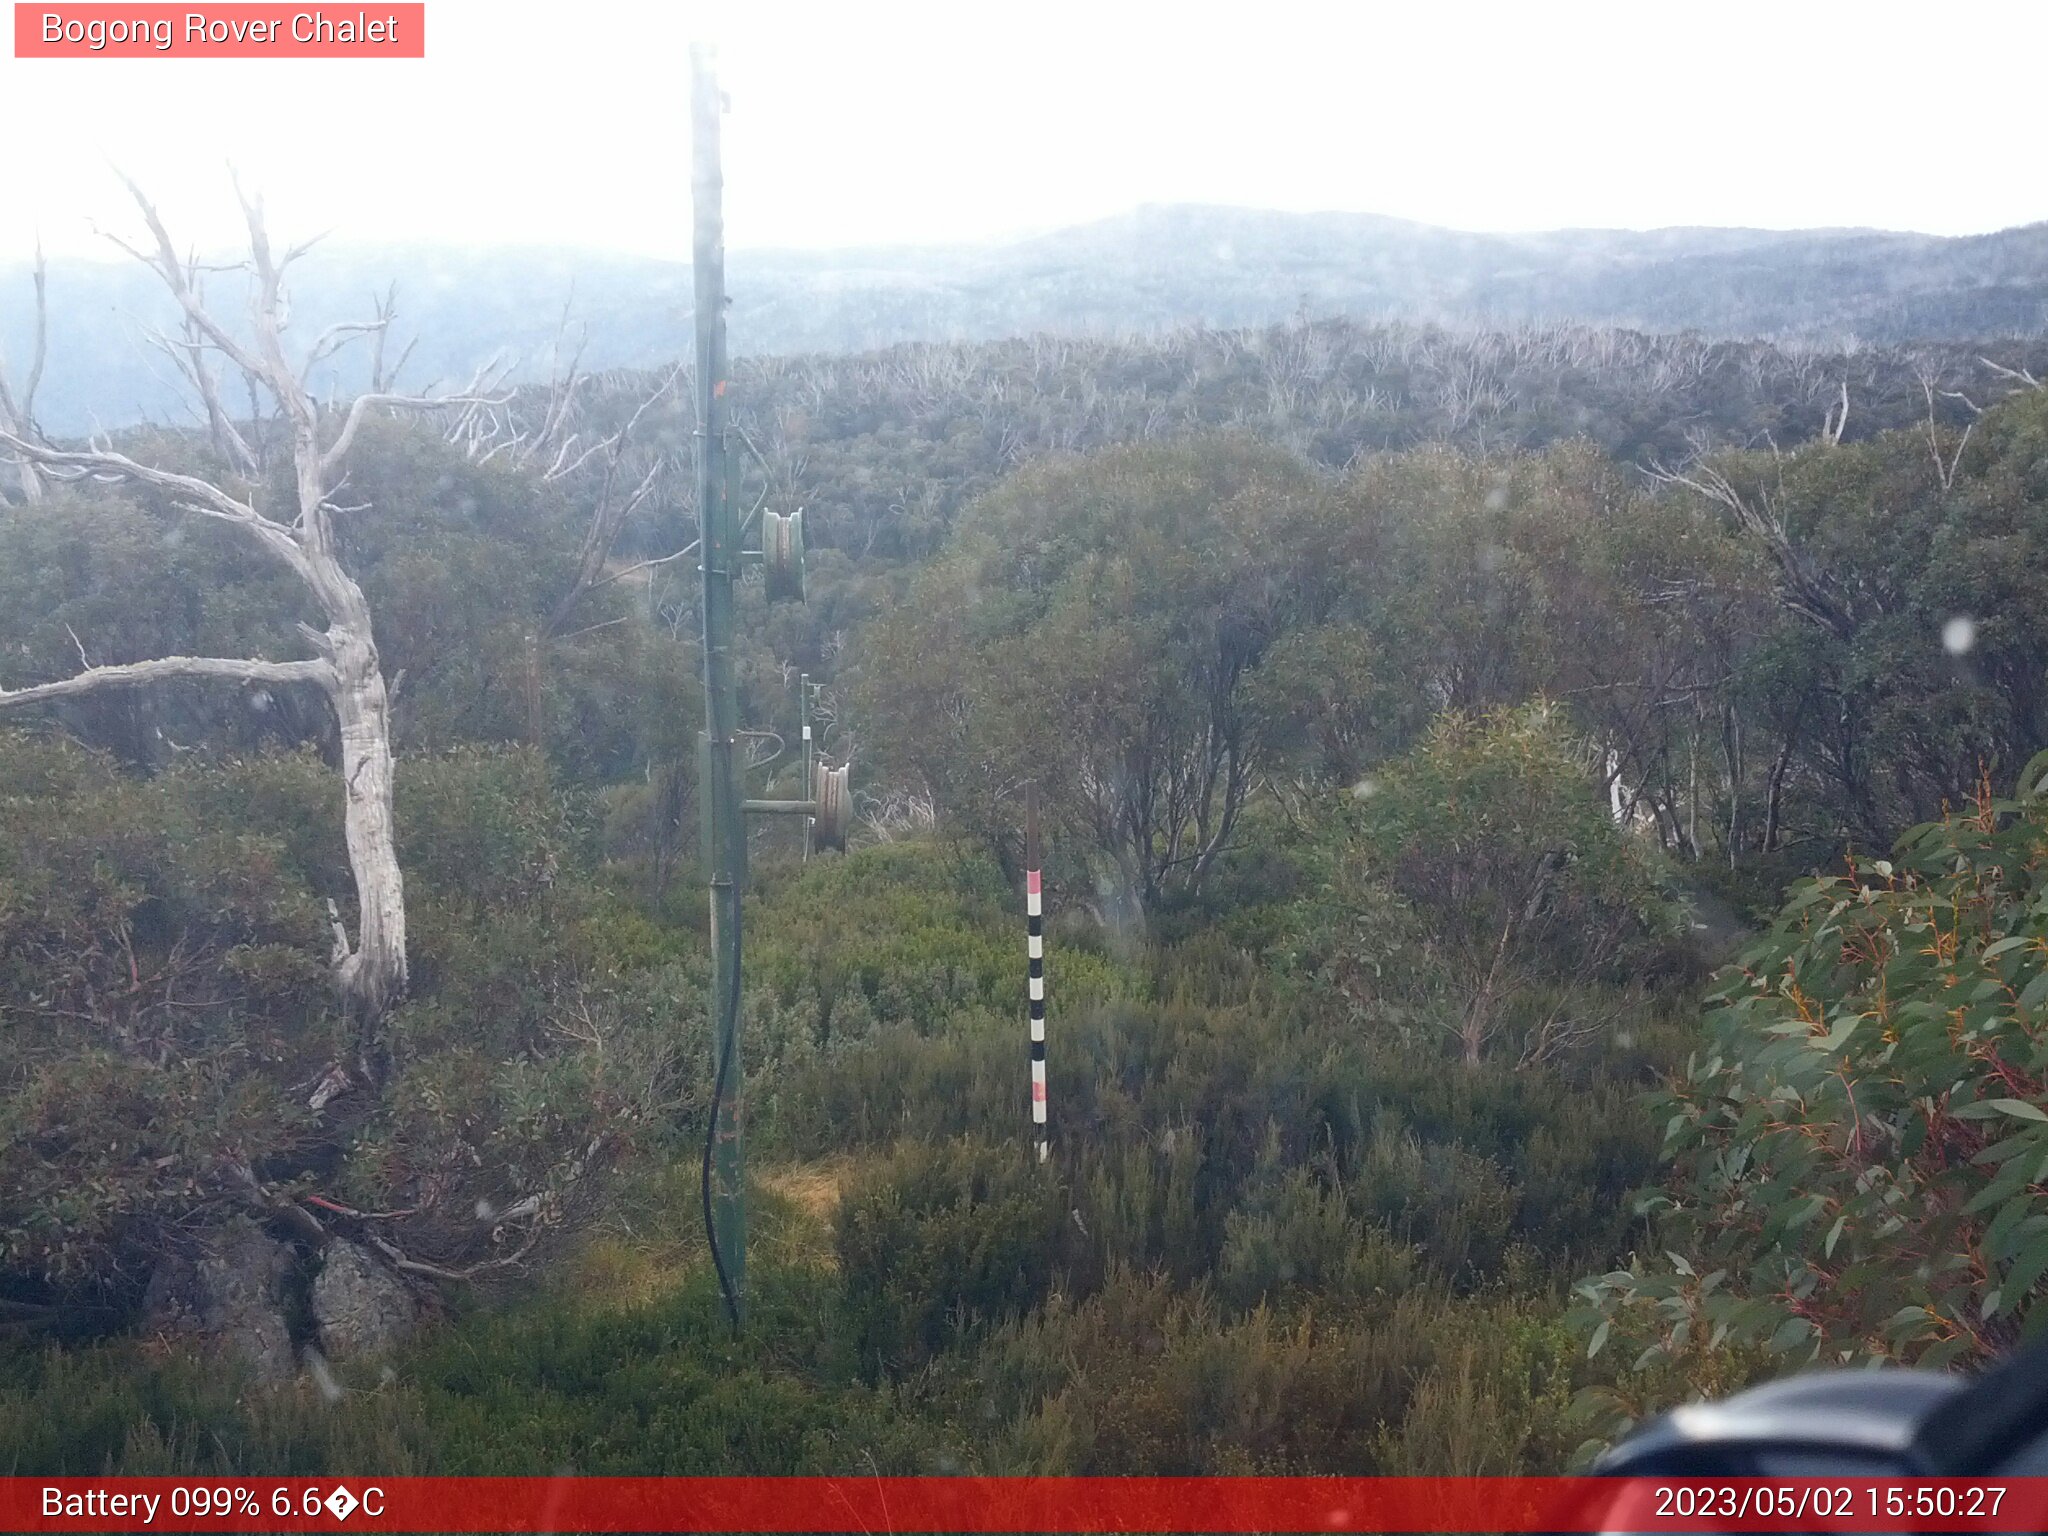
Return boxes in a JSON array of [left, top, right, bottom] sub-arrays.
[[531, 298, 590, 462], [544, 367, 682, 487], [301, 318, 391, 384], [0, 428, 255, 519], [321, 373, 510, 478], [302, 1192, 417, 1221], [0, 654, 333, 711], [552, 615, 633, 643], [1648, 453, 1857, 641], [367, 284, 408, 392], [109, 169, 274, 391], [547, 459, 666, 636], [363, 1224, 544, 1283], [585, 537, 699, 595], [24, 178, 419, 1038], [148, 310, 261, 475], [524, 365, 684, 637], [22, 241, 46, 416], [1981, 356, 2044, 391], [0, 428, 309, 572]]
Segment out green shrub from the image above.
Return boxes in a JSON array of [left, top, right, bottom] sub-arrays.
[[0, 1262, 958, 1475], [837, 1137, 1070, 1378], [0, 737, 335, 1294], [1277, 704, 1684, 1065], [1575, 759, 2048, 1445], [1215, 1165, 1419, 1313], [960, 1266, 1580, 1475]]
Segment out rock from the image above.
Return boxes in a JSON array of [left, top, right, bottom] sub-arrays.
[[140, 1220, 296, 1385], [311, 1239, 419, 1360]]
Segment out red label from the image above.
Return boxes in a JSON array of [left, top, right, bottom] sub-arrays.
[[14, 4, 425, 57]]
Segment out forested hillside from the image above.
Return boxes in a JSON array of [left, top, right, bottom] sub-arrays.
[[8, 230, 2048, 1477], [608, 316, 2048, 563], [10, 206, 2048, 433]]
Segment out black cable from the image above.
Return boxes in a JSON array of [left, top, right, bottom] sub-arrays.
[[700, 897, 743, 1328]]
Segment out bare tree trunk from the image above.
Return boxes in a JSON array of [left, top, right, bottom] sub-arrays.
[[332, 628, 407, 1031], [1763, 735, 1795, 854], [1461, 911, 1519, 1067], [1761, 692, 1811, 856], [1686, 702, 1700, 857], [1720, 702, 1741, 868], [0, 246, 48, 502]]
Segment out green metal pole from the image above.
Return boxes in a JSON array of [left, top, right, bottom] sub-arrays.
[[692, 41, 746, 1328]]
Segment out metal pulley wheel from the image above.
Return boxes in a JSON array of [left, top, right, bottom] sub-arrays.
[[762, 508, 806, 603], [812, 761, 851, 851]]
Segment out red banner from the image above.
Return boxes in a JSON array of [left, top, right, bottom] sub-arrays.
[[13, 4, 424, 58], [4, 1476, 2047, 1532]]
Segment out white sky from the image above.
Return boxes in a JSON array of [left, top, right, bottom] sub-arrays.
[[1, 0, 2042, 264]]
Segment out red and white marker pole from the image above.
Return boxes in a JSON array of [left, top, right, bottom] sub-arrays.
[[1026, 782, 1047, 1163]]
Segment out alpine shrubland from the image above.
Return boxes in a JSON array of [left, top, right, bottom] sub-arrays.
[[8, 309, 2048, 1475]]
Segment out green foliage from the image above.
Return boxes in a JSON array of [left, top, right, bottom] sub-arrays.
[[1361, 705, 1678, 962], [20, 286, 2048, 1481], [747, 841, 1127, 1050], [0, 736, 336, 1292], [1277, 705, 1684, 1065], [1575, 756, 2048, 1443], [1243, 622, 1423, 788], [745, 842, 1140, 1156], [0, 736, 671, 1305], [400, 746, 595, 906], [1680, 389, 2048, 849], [1214, 1163, 1419, 1313], [836, 1137, 1069, 1377], [845, 386, 2048, 891], [856, 435, 1337, 912], [953, 1266, 1584, 1475], [0, 724, 1682, 1475], [0, 1263, 955, 1475]]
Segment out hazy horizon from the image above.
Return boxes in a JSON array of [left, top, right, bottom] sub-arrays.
[[2, 198, 2038, 279], [3, 0, 2044, 267]]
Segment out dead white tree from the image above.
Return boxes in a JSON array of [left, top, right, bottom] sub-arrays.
[[0, 180, 501, 1068], [440, 301, 688, 642], [1648, 445, 1858, 644], [1920, 370, 1975, 492], [1820, 379, 1850, 446], [136, 246, 263, 478], [0, 244, 47, 502], [1981, 356, 2045, 393], [542, 369, 685, 640]]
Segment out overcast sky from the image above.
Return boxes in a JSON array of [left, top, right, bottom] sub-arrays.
[[1, 0, 2042, 266]]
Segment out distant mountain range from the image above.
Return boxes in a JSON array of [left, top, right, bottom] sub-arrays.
[[5, 204, 2045, 434]]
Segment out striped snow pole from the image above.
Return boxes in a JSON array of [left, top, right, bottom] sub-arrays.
[[799, 672, 814, 862], [1026, 781, 1047, 1163]]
